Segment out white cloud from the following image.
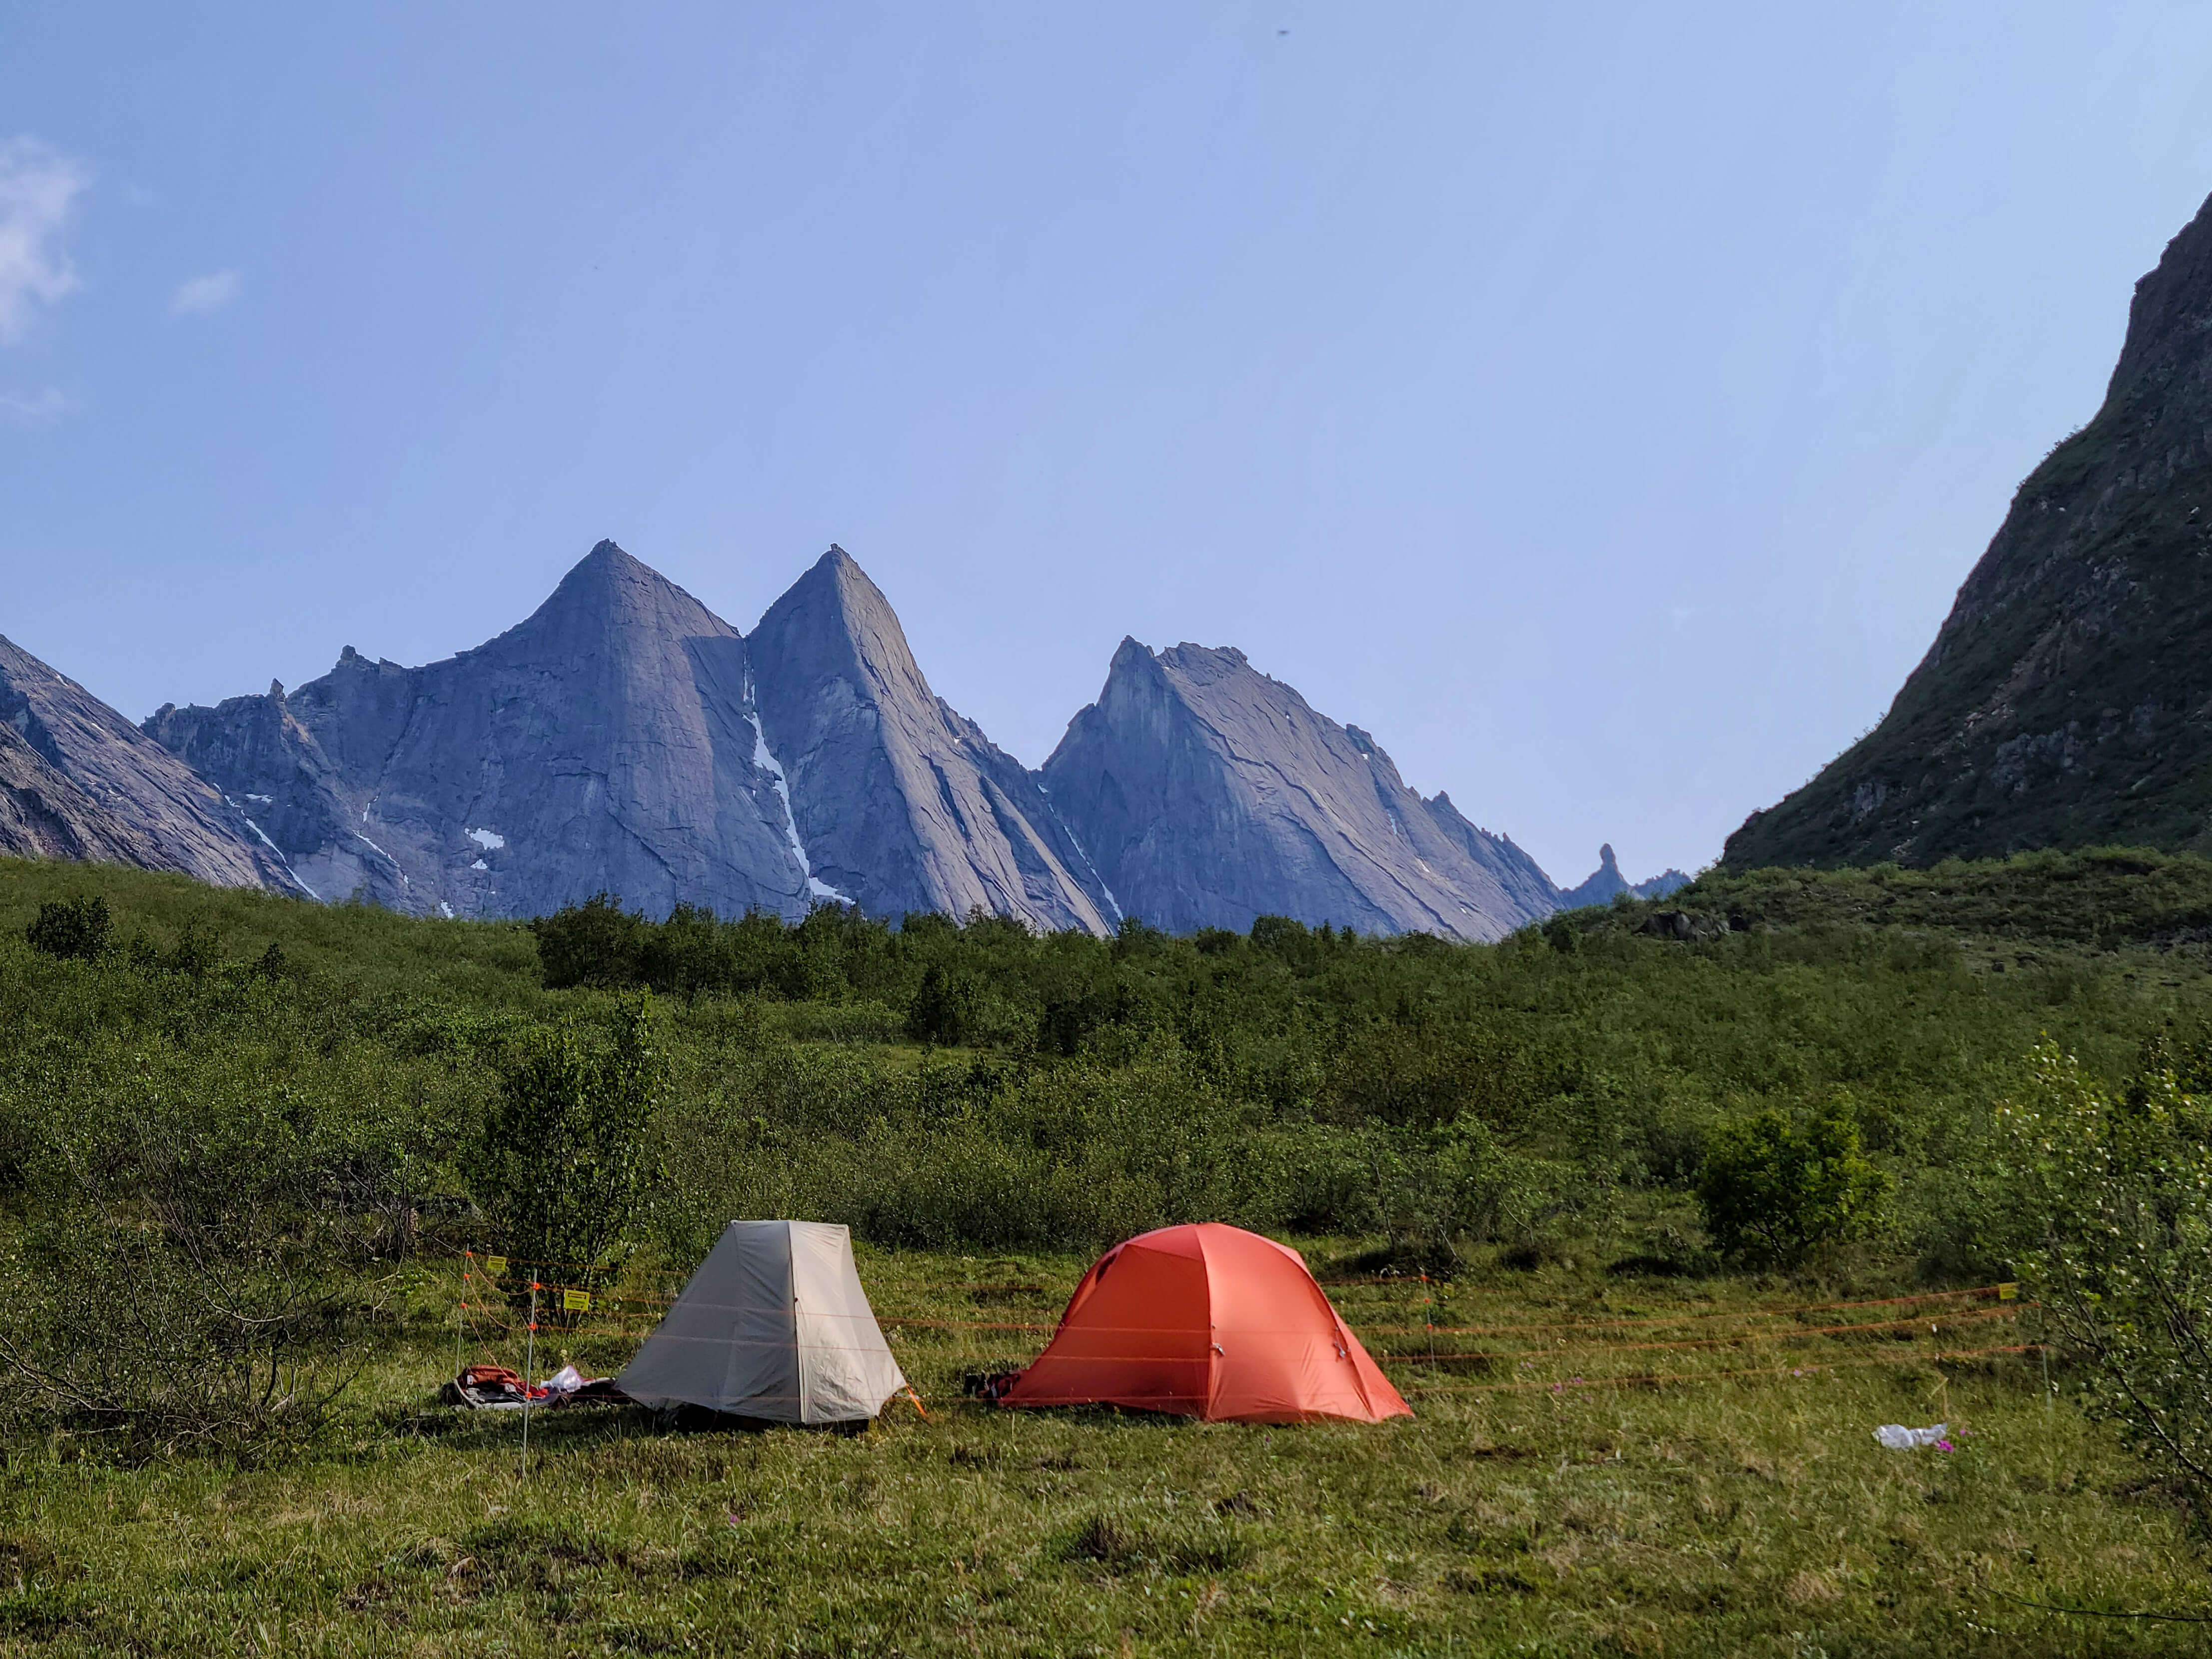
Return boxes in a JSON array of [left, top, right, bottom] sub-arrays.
[[0, 137, 88, 344], [170, 268, 240, 316], [0, 385, 79, 424]]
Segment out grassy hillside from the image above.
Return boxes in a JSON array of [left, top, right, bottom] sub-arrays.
[[1723, 188, 2212, 869], [4, 850, 2212, 1651], [7, 847, 2212, 1269]]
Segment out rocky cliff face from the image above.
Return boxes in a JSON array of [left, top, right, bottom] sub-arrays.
[[153, 543, 809, 919], [1729, 186, 2212, 868], [146, 678, 394, 905], [145, 542, 1118, 930], [0, 634, 296, 889], [1038, 639, 1558, 940], [1555, 843, 1691, 910], [747, 548, 1116, 933], [119, 539, 1650, 938], [0, 720, 163, 868]]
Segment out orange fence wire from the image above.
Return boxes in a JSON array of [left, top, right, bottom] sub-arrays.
[[446, 1252, 2041, 1405], [1399, 1342, 2045, 1397]]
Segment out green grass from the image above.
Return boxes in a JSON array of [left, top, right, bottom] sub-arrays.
[[2, 1247, 2201, 1658], [0, 857, 545, 1007], [11, 851, 2212, 1652]]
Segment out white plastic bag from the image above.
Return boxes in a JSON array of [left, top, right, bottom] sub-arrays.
[[1873, 1422, 1948, 1450]]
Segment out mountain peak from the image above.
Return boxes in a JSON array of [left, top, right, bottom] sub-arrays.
[[1044, 634, 1555, 940], [1106, 635, 1156, 673], [746, 549, 1117, 931], [788, 543, 896, 620], [2104, 188, 2212, 413], [549, 538, 655, 600], [754, 543, 916, 691], [503, 540, 730, 654]]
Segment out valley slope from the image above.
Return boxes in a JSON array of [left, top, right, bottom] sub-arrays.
[[1729, 186, 2212, 868]]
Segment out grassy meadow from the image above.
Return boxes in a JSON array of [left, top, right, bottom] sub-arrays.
[[8, 1248, 2199, 1658], [4, 849, 2212, 1653]]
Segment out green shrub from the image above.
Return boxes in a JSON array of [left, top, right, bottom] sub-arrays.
[[23, 895, 109, 961], [1695, 1094, 1887, 1267], [2002, 1044, 2212, 1495], [530, 892, 647, 989], [465, 994, 662, 1271], [0, 1041, 409, 1457]]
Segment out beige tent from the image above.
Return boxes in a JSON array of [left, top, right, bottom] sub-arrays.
[[618, 1220, 908, 1425]]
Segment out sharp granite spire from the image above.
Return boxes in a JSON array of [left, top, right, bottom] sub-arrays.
[[119, 537, 1623, 935], [1039, 638, 1557, 940], [747, 546, 1117, 932]]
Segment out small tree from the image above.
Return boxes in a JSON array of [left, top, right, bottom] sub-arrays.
[[906, 963, 971, 1047], [25, 894, 111, 961], [1696, 1094, 1887, 1266], [467, 994, 662, 1273], [530, 893, 648, 989], [2001, 1044, 2212, 1494], [1367, 1118, 1538, 1273]]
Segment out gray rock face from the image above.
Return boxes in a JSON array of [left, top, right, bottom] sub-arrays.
[[1039, 639, 1558, 941], [146, 680, 390, 905], [151, 542, 807, 920], [144, 542, 1116, 930], [118, 538, 1657, 939], [0, 720, 160, 867], [1554, 843, 1691, 910], [1423, 791, 1568, 920], [0, 634, 296, 890], [747, 547, 1117, 932]]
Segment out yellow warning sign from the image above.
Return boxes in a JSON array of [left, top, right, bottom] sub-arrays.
[[1997, 1282, 2019, 1302], [484, 1255, 508, 1277], [563, 1288, 592, 1313]]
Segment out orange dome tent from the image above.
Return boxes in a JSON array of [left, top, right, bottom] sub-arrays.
[[996, 1223, 1411, 1424]]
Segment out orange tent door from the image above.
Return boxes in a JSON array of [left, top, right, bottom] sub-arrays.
[[998, 1224, 1411, 1424]]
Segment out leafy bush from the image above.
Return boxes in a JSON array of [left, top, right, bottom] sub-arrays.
[[1695, 1094, 1887, 1266], [0, 1042, 410, 1457], [465, 994, 662, 1270], [530, 892, 648, 989], [1365, 1117, 1546, 1273], [24, 895, 110, 961], [2002, 1044, 2212, 1494], [905, 962, 972, 1045]]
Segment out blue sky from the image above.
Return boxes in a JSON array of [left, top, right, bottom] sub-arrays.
[[5, 3, 2212, 884]]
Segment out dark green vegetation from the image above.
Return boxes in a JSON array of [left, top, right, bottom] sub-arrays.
[[1727, 188, 2212, 870], [6, 849, 2212, 1650]]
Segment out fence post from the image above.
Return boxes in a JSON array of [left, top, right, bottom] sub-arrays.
[[454, 1253, 468, 1387], [521, 1280, 539, 1483]]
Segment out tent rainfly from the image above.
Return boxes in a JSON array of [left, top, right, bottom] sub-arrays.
[[618, 1220, 908, 1425], [996, 1222, 1411, 1424]]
